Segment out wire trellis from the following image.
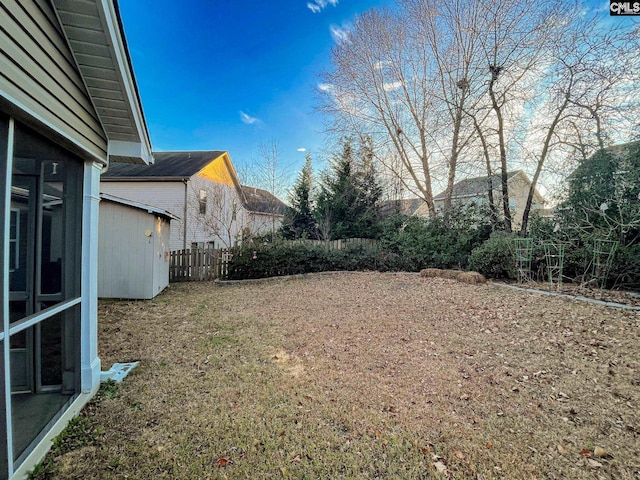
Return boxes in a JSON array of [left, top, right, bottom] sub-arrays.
[[542, 241, 566, 286], [513, 237, 534, 283], [591, 239, 619, 289]]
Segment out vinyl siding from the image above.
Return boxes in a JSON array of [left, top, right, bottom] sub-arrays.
[[101, 175, 254, 250], [99, 181, 186, 250], [187, 176, 245, 248], [431, 172, 545, 228], [98, 201, 170, 299], [0, 0, 107, 161]]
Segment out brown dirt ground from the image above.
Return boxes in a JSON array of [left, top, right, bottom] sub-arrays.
[[47, 272, 639, 479]]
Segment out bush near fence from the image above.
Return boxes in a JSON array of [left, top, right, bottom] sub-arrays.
[[226, 242, 384, 280]]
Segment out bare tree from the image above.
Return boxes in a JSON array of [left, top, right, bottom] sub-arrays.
[[319, 0, 548, 219], [321, 0, 640, 234], [516, 13, 640, 233], [237, 139, 291, 236], [320, 8, 440, 215], [403, 0, 489, 215], [189, 182, 246, 248]]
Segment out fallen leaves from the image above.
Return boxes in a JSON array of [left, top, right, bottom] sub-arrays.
[[593, 446, 609, 458], [86, 272, 639, 480], [433, 460, 448, 474], [587, 458, 603, 469], [578, 445, 613, 470]]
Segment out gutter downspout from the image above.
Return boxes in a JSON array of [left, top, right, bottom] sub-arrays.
[[183, 179, 188, 250]]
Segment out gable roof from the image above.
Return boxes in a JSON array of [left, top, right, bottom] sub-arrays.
[[101, 151, 226, 180], [434, 171, 523, 200], [241, 185, 288, 216]]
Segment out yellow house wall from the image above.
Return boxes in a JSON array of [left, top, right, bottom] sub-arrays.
[[197, 154, 236, 187]]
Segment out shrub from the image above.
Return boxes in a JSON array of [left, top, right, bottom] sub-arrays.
[[468, 232, 517, 279], [380, 205, 491, 271], [610, 243, 640, 289], [226, 242, 384, 280]]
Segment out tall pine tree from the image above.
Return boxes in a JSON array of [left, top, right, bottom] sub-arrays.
[[281, 153, 316, 239], [315, 136, 382, 240], [353, 135, 382, 238]]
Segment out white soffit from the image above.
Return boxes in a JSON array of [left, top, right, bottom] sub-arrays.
[[52, 0, 153, 165]]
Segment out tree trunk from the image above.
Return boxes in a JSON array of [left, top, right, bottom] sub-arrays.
[[443, 102, 465, 217], [488, 75, 512, 231], [521, 90, 570, 234], [473, 116, 498, 228]]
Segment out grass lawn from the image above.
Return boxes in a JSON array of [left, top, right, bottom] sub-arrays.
[[34, 273, 639, 479]]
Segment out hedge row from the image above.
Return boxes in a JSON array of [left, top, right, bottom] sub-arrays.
[[227, 214, 639, 288]]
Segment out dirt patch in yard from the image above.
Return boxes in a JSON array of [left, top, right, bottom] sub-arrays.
[[39, 272, 639, 479]]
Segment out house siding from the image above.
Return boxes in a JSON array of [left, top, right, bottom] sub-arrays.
[[187, 175, 246, 248], [247, 212, 284, 236], [0, 0, 108, 161], [100, 181, 185, 250], [431, 172, 545, 229]]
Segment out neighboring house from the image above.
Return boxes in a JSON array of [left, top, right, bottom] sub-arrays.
[[101, 151, 287, 250], [240, 185, 288, 237], [429, 170, 546, 228], [0, 1, 152, 477], [379, 198, 426, 218], [98, 194, 177, 299]]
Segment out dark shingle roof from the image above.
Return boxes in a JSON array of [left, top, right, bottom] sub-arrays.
[[102, 151, 226, 179], [433, 171, 522, 200], [240, 186, 287, 216]]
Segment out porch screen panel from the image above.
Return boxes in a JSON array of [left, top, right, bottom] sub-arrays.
[[9, 121, 83, 464], [0, 111, 10, 480]]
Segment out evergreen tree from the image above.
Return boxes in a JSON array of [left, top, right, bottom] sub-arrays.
[[281, 153, 316, 238], [353, 135, 383, 238], [314, 136, 383, 240], [315, 138, 357, 240], [559, 142, 640, 243]]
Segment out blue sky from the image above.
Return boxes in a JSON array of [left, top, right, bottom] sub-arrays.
[[119, 0, 395, 179]]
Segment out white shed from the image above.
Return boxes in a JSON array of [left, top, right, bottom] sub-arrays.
[[99, 194, 178, 299]]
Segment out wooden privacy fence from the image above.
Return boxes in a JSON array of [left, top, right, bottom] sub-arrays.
[[170, 238, 378, 282], [169, 248, 231, 282]]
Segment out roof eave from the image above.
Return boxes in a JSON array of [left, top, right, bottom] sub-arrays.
[[100, 176, 190, 182], [52, 0, 153, 166]]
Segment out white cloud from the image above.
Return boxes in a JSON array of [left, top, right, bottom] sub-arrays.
[[307, 0, 338, 13], [330, 23, 351, 43], [383, 81, 403, 92], [297, 147, 307, 152], [317, 82, 334, 92], [240, 111, 260, 125]]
